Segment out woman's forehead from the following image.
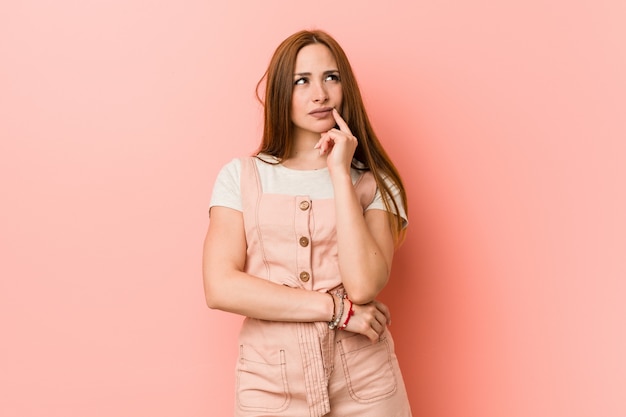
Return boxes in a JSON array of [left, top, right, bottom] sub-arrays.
[[294, 44, 338, 73]]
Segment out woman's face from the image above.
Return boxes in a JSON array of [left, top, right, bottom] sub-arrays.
[[290, 43, 343, 139]]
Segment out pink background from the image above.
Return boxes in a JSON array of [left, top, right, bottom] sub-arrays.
[[2, 1, 625, 416]]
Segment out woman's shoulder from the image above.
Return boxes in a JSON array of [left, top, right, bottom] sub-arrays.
[[216, 154, 283, 184], [215, 157, 243, 179]]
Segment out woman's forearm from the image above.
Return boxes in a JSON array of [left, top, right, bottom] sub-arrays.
[[331, 173, 393, 304], [203, 207, 334, 322], [204, 268, 334, 322]]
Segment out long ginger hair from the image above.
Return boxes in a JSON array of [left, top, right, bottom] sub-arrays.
[[256, 30, 408, 244]]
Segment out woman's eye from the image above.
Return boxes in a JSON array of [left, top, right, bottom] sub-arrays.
[[325, 74, 340, 82], [294, 77, 307, 85]]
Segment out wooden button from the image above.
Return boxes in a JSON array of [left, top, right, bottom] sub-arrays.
[[299, 271, 310, 282]]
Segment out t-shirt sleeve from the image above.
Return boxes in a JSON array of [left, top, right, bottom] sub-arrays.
[[208, 158, 242, 213], [366, 175, 409, 229]]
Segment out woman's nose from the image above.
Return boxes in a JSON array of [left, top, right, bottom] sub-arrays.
[[312, 82, 328, 103]]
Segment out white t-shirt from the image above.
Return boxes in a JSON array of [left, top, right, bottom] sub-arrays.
[[209, 154, 408, 227]]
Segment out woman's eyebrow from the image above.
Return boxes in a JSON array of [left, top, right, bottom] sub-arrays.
[[293, 69, 340, 76]]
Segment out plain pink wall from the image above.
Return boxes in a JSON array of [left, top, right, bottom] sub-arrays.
[[1, 1, 625, 416]]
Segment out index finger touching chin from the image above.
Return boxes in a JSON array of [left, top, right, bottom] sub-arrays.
[[332, 108, 352, 134]]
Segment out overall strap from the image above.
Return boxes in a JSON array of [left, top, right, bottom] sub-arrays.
[[239, 157, 271, 279], [239, 156, 262, 207]]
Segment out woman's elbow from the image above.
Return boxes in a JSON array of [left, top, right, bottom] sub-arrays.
[[203, 275, 224, 310], [348, 293, 375, 305], [205, 292, 220, 310], [204, 289, 218, 310], [346, 285, 384, 305], [345, 277, 388, 305]]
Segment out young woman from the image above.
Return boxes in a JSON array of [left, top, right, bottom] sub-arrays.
[[203, 29, 412, 417]]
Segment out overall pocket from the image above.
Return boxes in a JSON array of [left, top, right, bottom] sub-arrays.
[[338, 333, 398, 403], [236, 345, 290, 412]]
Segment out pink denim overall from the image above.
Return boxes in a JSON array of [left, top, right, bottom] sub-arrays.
[[235, 157, 412, 417]]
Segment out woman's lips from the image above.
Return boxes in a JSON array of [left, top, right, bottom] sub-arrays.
[[309, 107, 333, 119]]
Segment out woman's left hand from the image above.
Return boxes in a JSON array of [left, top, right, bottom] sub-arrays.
[[314, 108, 358, 176], [344, 299, 391, 342]]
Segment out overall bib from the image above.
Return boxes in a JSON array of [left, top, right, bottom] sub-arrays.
[[235, 157, 412, 417]]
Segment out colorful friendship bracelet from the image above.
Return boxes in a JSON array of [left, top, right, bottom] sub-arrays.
[[339, 298, 354, 330]]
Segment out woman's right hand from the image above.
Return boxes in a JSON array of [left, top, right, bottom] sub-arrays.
[[343, 299, 391, 342]]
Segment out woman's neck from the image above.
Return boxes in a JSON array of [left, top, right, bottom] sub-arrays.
[[282, 134, 327, 170]]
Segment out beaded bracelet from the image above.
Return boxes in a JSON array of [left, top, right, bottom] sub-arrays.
[[339, 298, 354, 330], [328, 293, 345, 330], [327, 292, 337, 323]]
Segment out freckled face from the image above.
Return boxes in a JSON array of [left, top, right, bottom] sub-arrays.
[[291, 44, 343, 138]]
